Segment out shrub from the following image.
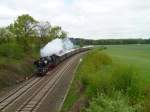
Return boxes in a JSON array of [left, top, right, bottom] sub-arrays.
[[111, 65, 142, 100], [0, 42, 24, 59], [85, 92, 142, 112], [77, 50, 112, 97], [78, 50, 112, 76]]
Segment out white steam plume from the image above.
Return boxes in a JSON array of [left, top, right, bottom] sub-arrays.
[[40, 38, 74, 57], [62, 38, 74, 50]]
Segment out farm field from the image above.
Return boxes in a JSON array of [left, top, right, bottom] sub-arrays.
[[61, 44, 150, 112], [104, 44, 150, 83]]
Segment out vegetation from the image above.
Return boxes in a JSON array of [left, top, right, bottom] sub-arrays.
[[86, 92, 141, 112], [104, 45, 150, 83], [70, 38, 150, 46], [0, 14, 68, 90], [0, 14, 150, 112], [61, 45, 150, 112]]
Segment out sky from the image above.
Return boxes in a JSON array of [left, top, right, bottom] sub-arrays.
[[0, 0, 150, 39]]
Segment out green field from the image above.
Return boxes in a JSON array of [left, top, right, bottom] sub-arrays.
[[62, 44, 150, 112], [103, 44, 150, 83]]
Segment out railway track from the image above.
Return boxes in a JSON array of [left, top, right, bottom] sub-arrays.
[[0, 53, 81, 112], [0, 77, 41, 111], [0, 63, 62, 111]]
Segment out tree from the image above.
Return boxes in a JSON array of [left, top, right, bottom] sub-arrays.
[[0, 27, 15, 43], [9, 14, 37, 39], [35, 21, 51, 38], [59, 31, 67, 39], [48, 26, 67, 39], [8, 14, 37, 51]]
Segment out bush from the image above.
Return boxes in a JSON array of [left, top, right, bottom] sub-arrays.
[[111, 65, 142, 101], [85, 92, 142, 112], [78, 50, 112, 77], [0, 42, 24, 59], [77, 50, 112, 97]]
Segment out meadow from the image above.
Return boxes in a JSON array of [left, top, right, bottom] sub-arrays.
[[61, 44, 150, 112], [104, 44, 150, 83]]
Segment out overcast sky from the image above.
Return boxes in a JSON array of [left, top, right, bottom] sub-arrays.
[[0, 0, 150, 39]]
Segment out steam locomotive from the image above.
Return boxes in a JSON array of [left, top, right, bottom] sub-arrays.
[[34, 47, 92, 76]]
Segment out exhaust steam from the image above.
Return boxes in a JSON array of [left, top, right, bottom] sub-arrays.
[[40, 38, 74, 57]]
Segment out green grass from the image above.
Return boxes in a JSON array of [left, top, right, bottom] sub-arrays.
[[61, 45, 150, 112], [103, 44, 150, 83]]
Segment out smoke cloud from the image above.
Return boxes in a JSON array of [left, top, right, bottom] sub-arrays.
[[40, 38, 74, 57]]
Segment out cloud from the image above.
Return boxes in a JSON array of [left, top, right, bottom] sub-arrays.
[[0, 0, 150, 39]]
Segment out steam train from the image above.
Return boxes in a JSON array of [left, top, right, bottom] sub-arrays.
[[34, 47, 92, 76]]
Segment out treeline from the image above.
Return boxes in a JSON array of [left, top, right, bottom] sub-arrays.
[[0, 14, 67, 59], [70, 38, 150, 46]]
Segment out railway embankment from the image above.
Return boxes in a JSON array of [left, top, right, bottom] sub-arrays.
[[61, 48, 150, 112], [0, 46, 38, 94]]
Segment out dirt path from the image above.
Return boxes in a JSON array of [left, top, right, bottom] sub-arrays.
[[0, 53, 84, 112]]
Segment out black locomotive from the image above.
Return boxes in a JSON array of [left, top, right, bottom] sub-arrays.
[[34, 47, 92, 76]]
